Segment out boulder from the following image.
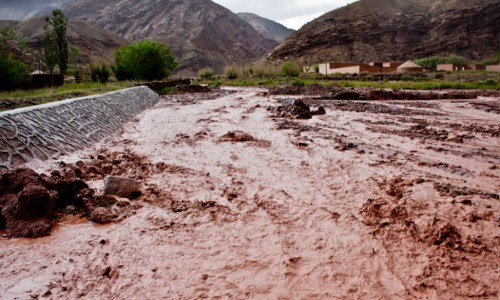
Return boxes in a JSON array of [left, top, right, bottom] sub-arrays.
[[103, 176, 141, 199], [278, 99, 312, 119]]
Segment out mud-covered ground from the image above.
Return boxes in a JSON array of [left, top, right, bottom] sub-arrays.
[[1, 88, 499, 299]]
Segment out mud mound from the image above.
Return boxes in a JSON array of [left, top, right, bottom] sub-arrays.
[[0, 158, 147, 238], [219, 131, 256, 142]]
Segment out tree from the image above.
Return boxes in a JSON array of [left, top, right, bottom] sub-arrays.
[[112, 40, 178, 81], [0, 27, 30, 90], [44, 10, 69, 76]]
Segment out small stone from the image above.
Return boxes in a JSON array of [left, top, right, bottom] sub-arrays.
[[103, 176, 141, 199], [90, 207, 119, 224]]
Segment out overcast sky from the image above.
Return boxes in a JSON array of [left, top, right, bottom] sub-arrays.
[[212, 0, 357, 30]]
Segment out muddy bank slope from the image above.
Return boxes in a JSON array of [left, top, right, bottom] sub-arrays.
[[0, 88, 499, 299]]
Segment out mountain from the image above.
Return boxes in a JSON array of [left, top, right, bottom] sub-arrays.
[[237, 13, 294, 42], [62, 0, 277, 75], [1, 18, 127, 70], [267, 0, 500, 63], [0, 0, 75, 20]]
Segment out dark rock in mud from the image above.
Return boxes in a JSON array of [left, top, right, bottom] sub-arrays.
[[276, 99, 312, 119], [104, 176, 141, 199], [219, 131, 256, 142], [90, 207, 120, 224], [311, 106, 326, 116]]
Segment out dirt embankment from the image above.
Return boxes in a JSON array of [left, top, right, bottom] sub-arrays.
[[0, 88, 499, 299]]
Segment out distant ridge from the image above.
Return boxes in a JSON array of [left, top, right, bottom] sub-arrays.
[[62, 0, 277, 74], [267, 0, 500, 63], [237, 13, 295, 42]]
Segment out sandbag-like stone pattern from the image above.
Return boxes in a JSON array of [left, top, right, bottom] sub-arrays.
[[0, 86, 159, 170]]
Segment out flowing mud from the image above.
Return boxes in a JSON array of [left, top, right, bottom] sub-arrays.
[[1, 88, 499, 299]]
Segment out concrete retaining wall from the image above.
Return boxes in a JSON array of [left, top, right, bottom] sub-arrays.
[[0, 86, 159, 170]]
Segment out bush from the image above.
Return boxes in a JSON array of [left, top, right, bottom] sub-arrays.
[[197, 67, 214, 80], [113, 40, 178, 81], [292, 79, 305, 86], [90, 64, 110, 83], [282, 61, 301, 77], [0, 54, 30, 90], [416, 55, 468, 69], [224, 65, 238, 80]]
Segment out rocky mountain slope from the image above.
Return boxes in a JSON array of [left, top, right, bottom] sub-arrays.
[[1, 18, 127, 70], [62, 0, 277, 75], [0, 0, 75, 20], [238, 13, 294, 42], [268, 0, 500, 63]]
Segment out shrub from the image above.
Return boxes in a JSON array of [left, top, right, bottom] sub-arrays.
[[0, 54, 30, 90], [90, 64, 110, 83], [292, 79, 305, 86], [416, 55, 468, 69], [282, 61, 301, 77], [224, 65, 238, 80], [197, 67, 214, 80], [113, 40, 178, 81]]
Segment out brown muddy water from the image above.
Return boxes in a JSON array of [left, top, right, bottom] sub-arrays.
[[1, 88, 499, 299]]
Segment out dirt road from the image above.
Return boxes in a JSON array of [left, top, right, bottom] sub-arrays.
[[1, 88, 499, 299]]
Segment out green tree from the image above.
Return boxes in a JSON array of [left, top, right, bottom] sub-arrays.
[[44, 10, 69, 76], [415, 56, 445, 69], [0, 27, 30, 90], [112, 40, 178, 81]]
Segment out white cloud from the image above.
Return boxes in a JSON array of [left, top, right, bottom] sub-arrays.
[[213, 0, 356, 29], [278, 12, 324, 30]]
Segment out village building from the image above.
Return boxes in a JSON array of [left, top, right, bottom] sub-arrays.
[[468, 64, 486, 71], [437, 64, 469, 71], [317, 62, 403, 75], [397, 61, 424, 73]]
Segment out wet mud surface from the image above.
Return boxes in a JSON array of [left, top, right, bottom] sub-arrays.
[[1, 88, 499, 299]]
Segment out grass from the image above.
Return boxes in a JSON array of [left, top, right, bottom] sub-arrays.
[[0, 81, 136, 100], [337, 80, 500, 90], [0, 81, 139, 111], [198, 71, 500, 90]]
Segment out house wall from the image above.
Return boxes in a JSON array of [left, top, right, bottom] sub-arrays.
[[360, 66, 383, 73], [486, 65, 500, 72], [468, 64, 486, 71], [437, 64, 469, 71], [329, 66, 362, 74]]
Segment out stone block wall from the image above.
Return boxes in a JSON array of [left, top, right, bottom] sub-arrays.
[[0, 86, 159, 170]]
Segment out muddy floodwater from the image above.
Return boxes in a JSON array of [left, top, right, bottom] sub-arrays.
[[1, 87, 499, 299]]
